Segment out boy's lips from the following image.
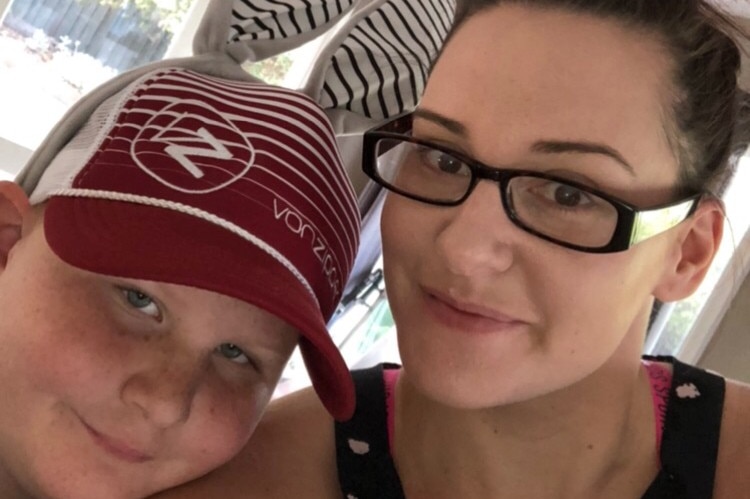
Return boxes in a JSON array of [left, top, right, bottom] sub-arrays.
[[80, 418, 154, 463]]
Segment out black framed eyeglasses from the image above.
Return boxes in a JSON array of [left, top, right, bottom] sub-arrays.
[[362, 113, 703, 253]]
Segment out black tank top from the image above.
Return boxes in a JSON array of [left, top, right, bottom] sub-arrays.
[[335, 356, 725, 499]]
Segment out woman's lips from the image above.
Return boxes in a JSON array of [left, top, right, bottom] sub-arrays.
[[423, 288, 527, 334], [81, 419, 153, 464]]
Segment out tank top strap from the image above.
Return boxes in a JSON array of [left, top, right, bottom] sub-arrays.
[[641, 355, 725, 499], [335, 363, 406, 499]]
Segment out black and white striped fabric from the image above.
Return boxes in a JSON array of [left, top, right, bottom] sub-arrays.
[[317, 0, 454, 119], [227, 0, 456, 120], [230, 0, 357, 41]]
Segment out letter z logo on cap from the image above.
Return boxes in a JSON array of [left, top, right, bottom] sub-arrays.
[[132, 100, 255, 194]]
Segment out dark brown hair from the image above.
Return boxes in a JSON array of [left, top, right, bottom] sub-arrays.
[[445, 0, 747, 195]]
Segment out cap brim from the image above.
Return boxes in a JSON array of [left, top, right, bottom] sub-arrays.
[[43, 196, 355, 421]]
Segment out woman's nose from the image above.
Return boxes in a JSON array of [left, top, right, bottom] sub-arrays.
[[434, 181, 518, 278]]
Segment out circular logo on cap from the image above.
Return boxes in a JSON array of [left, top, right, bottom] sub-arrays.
[[132, 100, 254, 194]]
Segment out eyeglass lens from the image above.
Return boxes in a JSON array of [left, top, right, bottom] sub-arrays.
[[373, 138, 619, 248]]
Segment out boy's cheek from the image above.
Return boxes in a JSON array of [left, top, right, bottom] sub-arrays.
[[181, 380, 269, 465], [4, 304, 133, 419]]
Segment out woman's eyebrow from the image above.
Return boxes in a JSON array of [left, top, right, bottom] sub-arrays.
[[413, 108, 635, 176], [413, 108, 467, 136], [531, 140, 636, 176]]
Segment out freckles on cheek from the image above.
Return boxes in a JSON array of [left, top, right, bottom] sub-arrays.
[[191, 389, 266, 464]]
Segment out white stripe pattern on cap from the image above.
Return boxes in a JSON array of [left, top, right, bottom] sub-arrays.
[[158, 72, 360, 257], [121, 76, 359, 271], [33, 68, 361, 313]]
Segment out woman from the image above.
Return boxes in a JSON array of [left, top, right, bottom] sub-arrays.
[[157, 0, 750, 497]]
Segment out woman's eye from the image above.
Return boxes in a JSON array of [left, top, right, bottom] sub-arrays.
[[535, 181, 593, 209], [418, 146, 467, 175], [216, 343, 251, 365], [553, 184, 588, 207], [122, 288, 161, 319], [435, 152, 464, 174]]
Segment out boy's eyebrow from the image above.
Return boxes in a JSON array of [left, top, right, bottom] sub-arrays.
[[414, 108, 635, 176]]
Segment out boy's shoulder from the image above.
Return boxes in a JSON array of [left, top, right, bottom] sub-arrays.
[[238, 386, 343, 498], [714, 377, 750, 498], [154, 386, 341, 499]]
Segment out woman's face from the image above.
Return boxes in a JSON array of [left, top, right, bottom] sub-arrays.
[[0, 211, 298, 498], [382, 4, 694, 408]]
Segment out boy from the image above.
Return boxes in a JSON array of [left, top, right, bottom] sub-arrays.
[[0, 61, 359, 498]]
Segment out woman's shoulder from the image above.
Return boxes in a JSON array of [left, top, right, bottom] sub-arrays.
[[714, 377, 750, 498], [153, 386, 341, 499]]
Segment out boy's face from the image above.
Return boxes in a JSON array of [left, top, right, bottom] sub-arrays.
[[0, 207, 298, 498]]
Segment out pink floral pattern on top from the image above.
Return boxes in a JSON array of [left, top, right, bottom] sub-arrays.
[[642, 360, 672, 459]]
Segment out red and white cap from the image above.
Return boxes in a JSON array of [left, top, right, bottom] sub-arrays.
[[29, 67, 361, 421]]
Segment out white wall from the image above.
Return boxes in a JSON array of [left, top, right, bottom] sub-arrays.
[[0, 136, 31, 179]]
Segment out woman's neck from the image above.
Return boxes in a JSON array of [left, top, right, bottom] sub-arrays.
[[393, 344, 659, 498]]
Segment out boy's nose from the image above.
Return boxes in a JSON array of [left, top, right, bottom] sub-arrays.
[[120, 351, 206, 429]]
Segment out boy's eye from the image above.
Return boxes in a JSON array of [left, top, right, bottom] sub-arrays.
[[216, 343, 251, 365], [121, 288, 161, 319]]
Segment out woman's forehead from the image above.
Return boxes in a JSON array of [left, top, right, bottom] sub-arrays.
[[421, 4, 678, 183], [428, 5, 671, 117]]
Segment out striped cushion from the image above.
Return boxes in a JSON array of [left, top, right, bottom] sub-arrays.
[[227, 0, 456, 120]]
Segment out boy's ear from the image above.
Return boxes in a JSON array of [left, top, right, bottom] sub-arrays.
[[0, 181, 31, 268], [654, 199, 724, 302]]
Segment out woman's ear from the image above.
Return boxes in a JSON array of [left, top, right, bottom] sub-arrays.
[[0, 181, 31, 268], [654, 198, 725, 302]]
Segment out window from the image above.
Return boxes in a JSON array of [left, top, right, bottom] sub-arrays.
[[0, 0, 304, 180], [646, 152, 750, 361], [0, 0, 197, 150]]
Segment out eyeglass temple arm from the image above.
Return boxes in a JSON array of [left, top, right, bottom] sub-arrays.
[[629, 197, 701, 246]]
